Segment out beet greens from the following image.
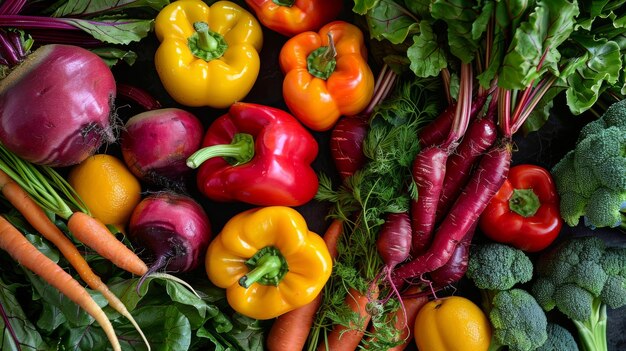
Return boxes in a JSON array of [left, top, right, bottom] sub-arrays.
[[350, 0, 622, 289]]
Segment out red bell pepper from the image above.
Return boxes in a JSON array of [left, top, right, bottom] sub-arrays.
[[186, 102, 319, 206], [244, 0, 343, 37], [479, 164, 563, 252]]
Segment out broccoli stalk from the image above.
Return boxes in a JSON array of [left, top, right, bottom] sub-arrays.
[[466, 243, 548, 351], [532, 236, 626, 351], [574, 299, 606, 351]]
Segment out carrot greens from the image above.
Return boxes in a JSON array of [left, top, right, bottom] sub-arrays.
[[312, 77, 441, 350]]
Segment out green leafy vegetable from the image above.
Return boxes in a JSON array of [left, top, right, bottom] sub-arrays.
[[54, 17, 154, 45], [365, 0, 419, 44], [430, 0, 485, 63], [499, 0, 579, 90], [90, 47, 138, 66], [0, 277, 48, 351], [52, 0, 170, 17], [407, 21, 448, 77]]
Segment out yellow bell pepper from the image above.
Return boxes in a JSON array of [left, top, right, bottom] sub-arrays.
[[414, 296, 492, 351], [205, 206, 332, 320], [154, 0, 263, 108]]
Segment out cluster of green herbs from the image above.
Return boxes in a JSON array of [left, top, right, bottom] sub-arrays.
[[312, 76, 442, 350]]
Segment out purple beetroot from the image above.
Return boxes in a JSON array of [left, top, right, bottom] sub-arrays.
[[0, 44, 116, 166], [121, 108, 204, 186]]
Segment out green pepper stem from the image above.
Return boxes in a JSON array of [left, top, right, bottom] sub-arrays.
[[306, 33, 337, 80], [194, 22, 217, 51], [188, 21, 228, 61], [186, 133, 255, 169], [239, 254, 283, 288], [273, 0, 295, 6], [509, 188, 541, 217]]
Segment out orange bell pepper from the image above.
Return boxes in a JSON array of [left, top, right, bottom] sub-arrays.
[[244, 0, 343, 37], [279, 21, 375, 131]]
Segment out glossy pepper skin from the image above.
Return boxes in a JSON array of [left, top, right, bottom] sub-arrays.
[[205, 206, 333, 320], [414, 296, 492, 351], [479, 164, 563, 252], [186, 102, 319, 206], [279, 21, 375, 131], [154, 0, 263, 108], [244, 0, 343, 37]]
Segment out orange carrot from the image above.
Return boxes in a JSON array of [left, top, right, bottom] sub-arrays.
[[267, 219, 344, 351], [0, 172, 151, 350], [67, 211, 149, 276], [0, 148, 149, 278], [383, 286, 428, 351], [317, 286, 380, 351], [267, 294, 323, 351], [387, 296, 428, 351], [321, 218, 343, 261], [0, 215, 121, 351]]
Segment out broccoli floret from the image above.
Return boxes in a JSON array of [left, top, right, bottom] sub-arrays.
[[552, 99, 626, 230], [575, 127, 624, 169], [601, 247, 626, 276], [487, 289, 548, 351], [577, 127, 626, 191], [465, 244, 544, 351], [579, 98, 626, 142], [466, 243, 534, 291], [552, 151, 580, 194], [558, 192, 588, 227], [578, 119, 607, 141], [554, 283, 595, 321], [573, 156, 602, 198], [532, 236, 626, 351], [600, 275, 626, 309], [532, 277, 557, 311], [571, 261, 608, 296], [597, 98, 626, 130], [585, 187, 626, 228], [536, 323, 579, 351]]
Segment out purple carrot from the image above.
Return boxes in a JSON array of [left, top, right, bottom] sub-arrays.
[[377, 212, 412, 270], [373, 211, 412, 318], [410, 146, 448, 255], [409, 63, 473, 256], [418, 93, 488, 148], [394, 140, 512, 285], [330, 65, 397, 179], [330, 117, 369, 180], [417, 104, 455, 149], [427, 222, 477, 285], [435, 109, 497, 222]]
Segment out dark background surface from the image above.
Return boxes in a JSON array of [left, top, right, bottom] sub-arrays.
[[110, 13, 626, 351]]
